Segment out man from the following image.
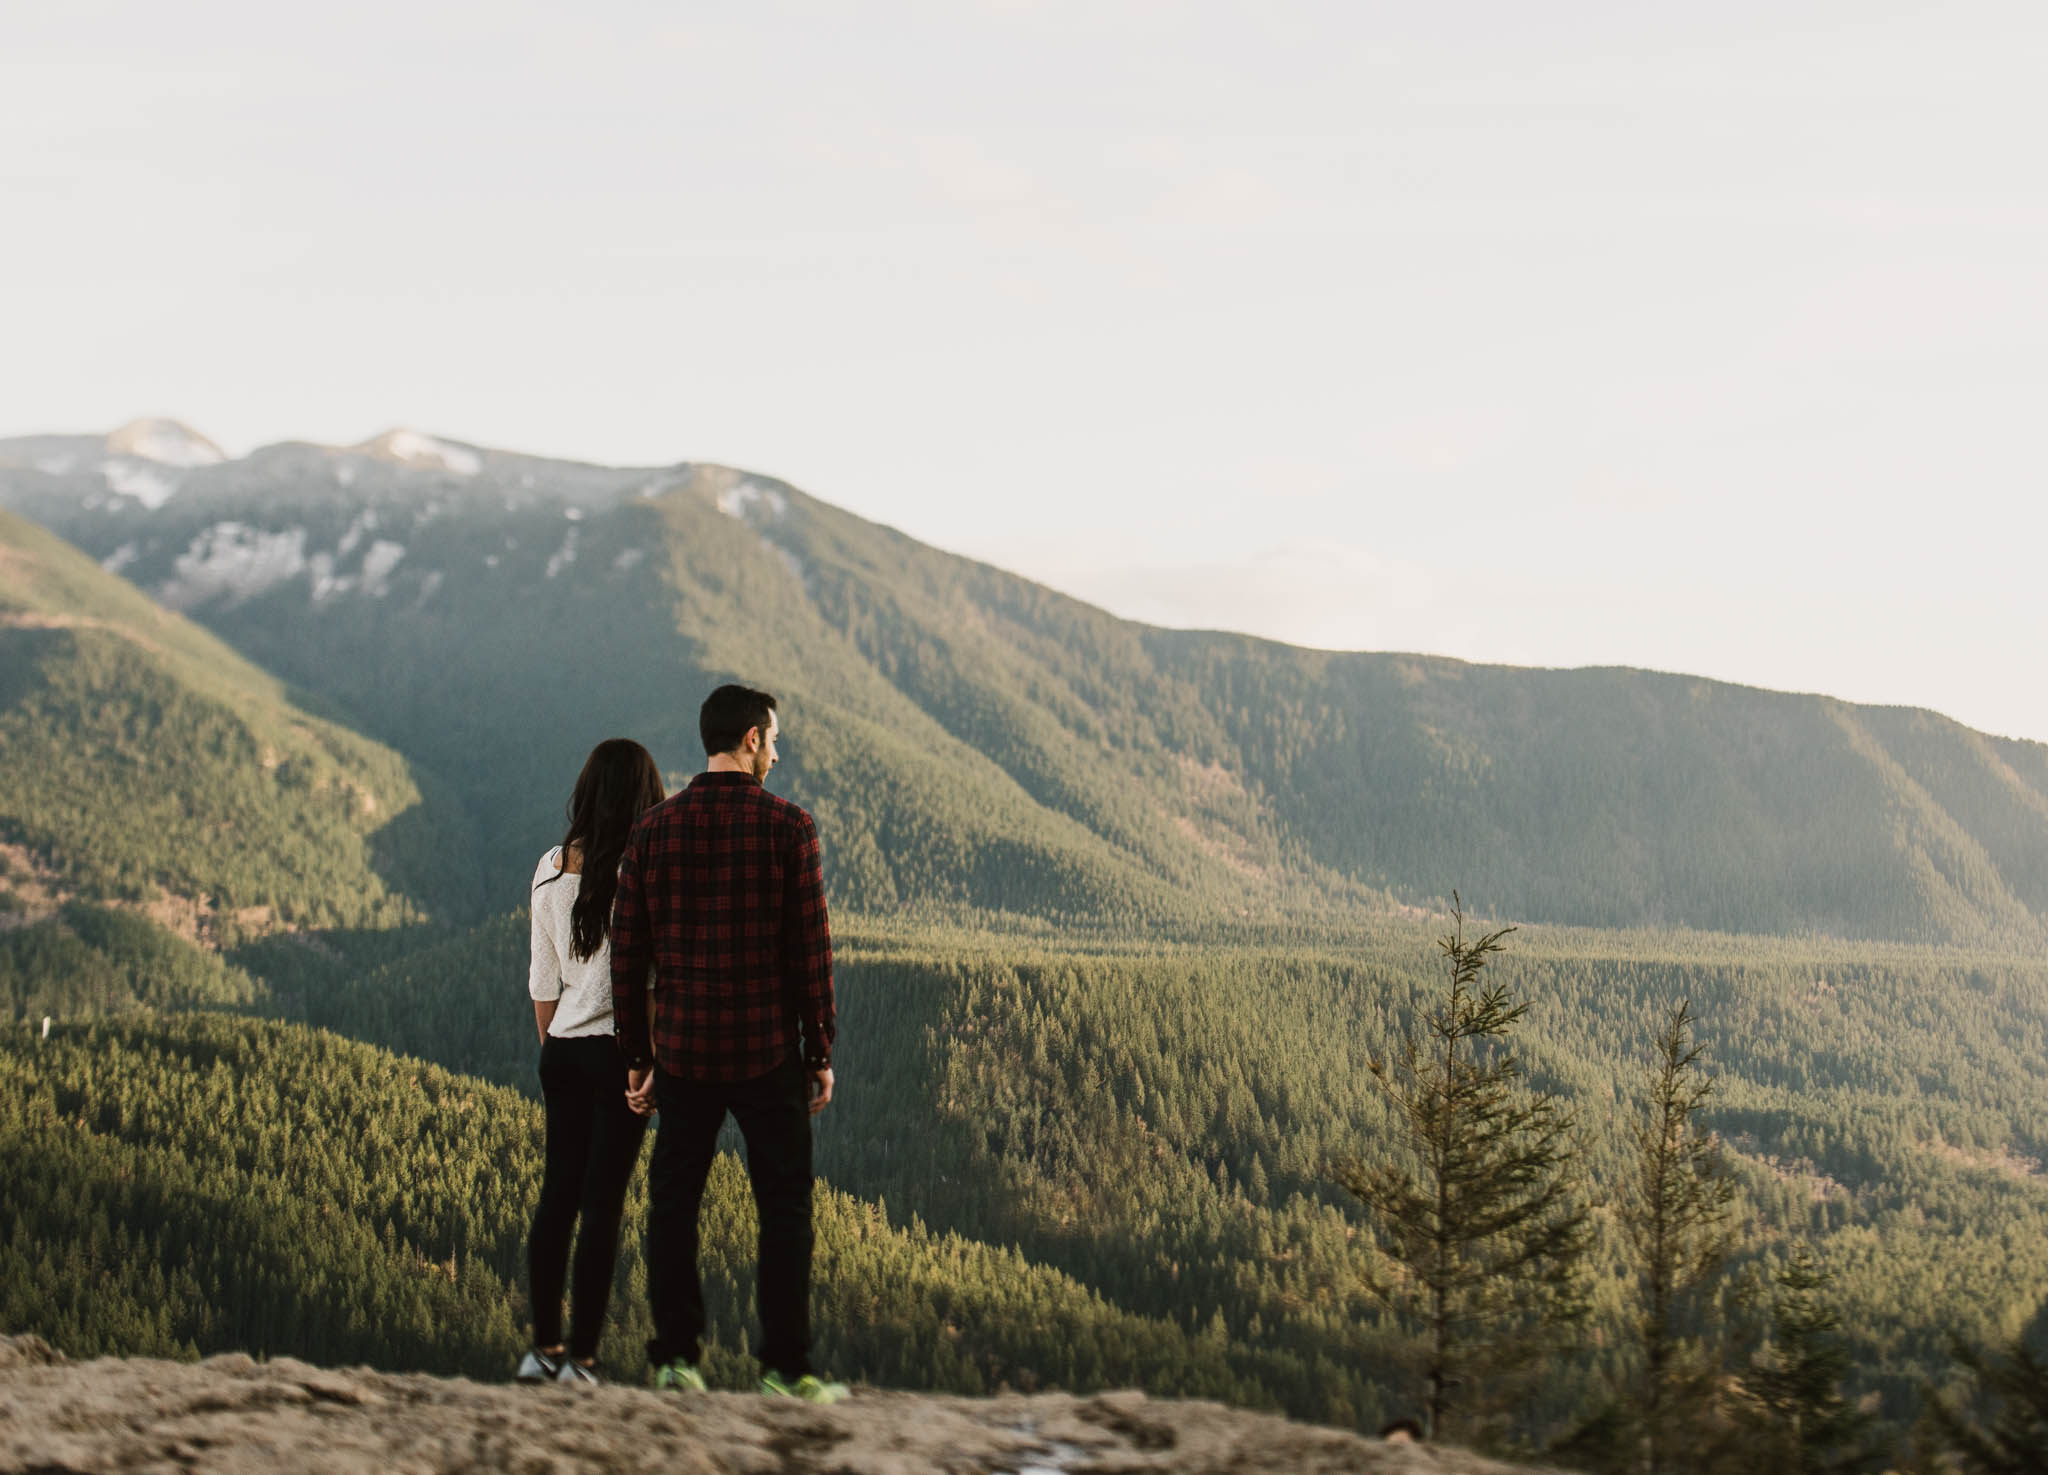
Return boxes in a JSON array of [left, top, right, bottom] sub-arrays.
[[611, 683, 846, 1403]]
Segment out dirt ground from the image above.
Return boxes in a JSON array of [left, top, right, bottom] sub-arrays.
[[0, 1335, 1574, 1475]]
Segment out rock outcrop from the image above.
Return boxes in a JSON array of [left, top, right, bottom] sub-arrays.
[[0, 1336, 1570, 1474]]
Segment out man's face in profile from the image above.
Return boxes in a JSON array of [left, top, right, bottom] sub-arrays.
[[752, 711, 780, 782]]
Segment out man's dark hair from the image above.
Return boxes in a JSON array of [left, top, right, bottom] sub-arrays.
[[700, 684, 778, 757]]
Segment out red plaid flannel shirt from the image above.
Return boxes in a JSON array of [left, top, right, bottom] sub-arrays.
[[610, 771, 835, 1082]]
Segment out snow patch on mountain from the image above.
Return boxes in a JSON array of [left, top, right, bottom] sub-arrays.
[[161, 524, 308, 608], [101, 543, 139, 575], [718, 481, 788, 522], [545, 528, 579, 579], [309, 553, 349, 602], [633, 467, 693, 500], [360, 541, 407, 593], [105, 418, 226, 468], [308, 537, 407, 602], [765, 538, 807, 588], [337, 510, 378, 558], [101, 461, 179, 509], [360, 429, 483, 477], [612, 548, 646, 572]]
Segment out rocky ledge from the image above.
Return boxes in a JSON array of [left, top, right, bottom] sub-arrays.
[[0, 1335, 1567, 1474]]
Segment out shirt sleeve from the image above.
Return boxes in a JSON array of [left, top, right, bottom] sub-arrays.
[[611, 818, 655, 1069], [528, 855, 564, 1002], [783, 810, 835, 1071]]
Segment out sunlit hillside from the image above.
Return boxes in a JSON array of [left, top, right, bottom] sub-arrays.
[[0, 508, 478, 937]]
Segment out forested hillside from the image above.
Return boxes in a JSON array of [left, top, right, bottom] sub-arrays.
[[3, 903, 258, 1021], [247, 910, 2048, 1439], [0, 508, 478, 937], [6, 429, 2047, 945], [0, 1013, 1374, 1419]]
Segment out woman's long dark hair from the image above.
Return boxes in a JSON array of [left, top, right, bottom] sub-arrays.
[[538, 738, 664, 961]]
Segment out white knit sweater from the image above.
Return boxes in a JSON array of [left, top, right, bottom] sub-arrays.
[[527, 847, 616, 1039]]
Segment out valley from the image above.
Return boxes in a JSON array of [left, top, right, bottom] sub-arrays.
[[4, 423, 2047, 1460]]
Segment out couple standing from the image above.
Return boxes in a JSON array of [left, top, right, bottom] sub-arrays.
[[518, 683, 845, 1401]]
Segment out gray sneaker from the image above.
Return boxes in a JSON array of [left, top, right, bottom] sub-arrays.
[[515, 1348, 563, 1384], [557, 1360, 602, 1386]]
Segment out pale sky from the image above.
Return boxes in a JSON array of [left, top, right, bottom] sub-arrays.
[[6, 2, 2044, 740]]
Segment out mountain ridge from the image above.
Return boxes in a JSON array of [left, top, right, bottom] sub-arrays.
[[2, 425, 2044, 949], [0, 419, 2020, 732]]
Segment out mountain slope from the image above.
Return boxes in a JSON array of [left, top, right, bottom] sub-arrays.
[[5, 428, 2046, 947], [0, 508, 478, 936], [0, 1012, 1391, 1425]]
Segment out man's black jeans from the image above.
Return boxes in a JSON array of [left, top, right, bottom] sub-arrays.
[[646, 1054, 815, 1379], [530, 1033, 649, 1362]]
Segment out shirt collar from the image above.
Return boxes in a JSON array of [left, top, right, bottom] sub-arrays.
[[689, 770, 763, 789]]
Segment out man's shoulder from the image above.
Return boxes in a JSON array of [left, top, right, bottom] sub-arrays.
[[634, 793, 690, 824], [625, 792, 691, 840], [751, 786, 814, 826]]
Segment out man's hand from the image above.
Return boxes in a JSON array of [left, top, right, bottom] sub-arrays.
[[626, 1066, 656, 1117], [809, 1067, 834, 1116]]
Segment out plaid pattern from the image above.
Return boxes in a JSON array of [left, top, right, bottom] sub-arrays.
[[611, 772, 835, 1081]]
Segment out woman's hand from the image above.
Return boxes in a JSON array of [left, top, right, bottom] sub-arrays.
[[533, 999, 558, 1043], [626, 1067, 656, 1117]]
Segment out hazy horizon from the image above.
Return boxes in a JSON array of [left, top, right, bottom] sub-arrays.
[[6, 2, 2043, 741]]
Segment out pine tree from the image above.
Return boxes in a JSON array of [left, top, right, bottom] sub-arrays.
[[1621, 1000, 1736, 1474], [1744, 1243, 1874, 1473], [1337, 897, 1592, 1441], [1926, 1331, 2048, 1474]]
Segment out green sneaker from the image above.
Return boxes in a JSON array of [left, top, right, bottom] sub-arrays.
[[653, 1359, 708, 1394], [759, 1370, 850, 1404]]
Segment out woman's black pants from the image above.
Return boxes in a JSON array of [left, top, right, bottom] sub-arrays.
[[529, 1033, 648, 1362]]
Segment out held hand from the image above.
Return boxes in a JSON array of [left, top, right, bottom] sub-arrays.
[[626, 1067, 656, 1117], [809, 1067, 834, 1116]]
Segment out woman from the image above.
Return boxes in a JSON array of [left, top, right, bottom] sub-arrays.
[[517, 737, 666, 1385]]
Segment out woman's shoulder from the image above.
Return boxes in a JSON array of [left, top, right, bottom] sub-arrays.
[[532, 847, 572, 885]]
